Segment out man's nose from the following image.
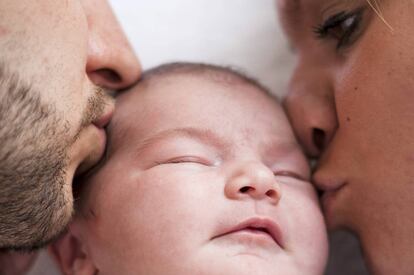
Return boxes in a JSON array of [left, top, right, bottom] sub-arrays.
[[283, 65, 338, 157], [83, 0, 142, 90], [224, 161, 281, 205]]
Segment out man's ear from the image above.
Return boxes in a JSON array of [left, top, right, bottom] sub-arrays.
[[49, 224, 97, 275]]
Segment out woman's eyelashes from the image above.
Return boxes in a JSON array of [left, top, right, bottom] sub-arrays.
[[313, 7, 365, 50]]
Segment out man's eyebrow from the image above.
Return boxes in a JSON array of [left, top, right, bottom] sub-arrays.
[[135, 127, 230, 154]]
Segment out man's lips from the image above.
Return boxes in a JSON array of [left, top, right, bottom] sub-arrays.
[[92, 95, 115, 129], [93, 106, 114, 129], [74, 104, 114, 176], [212, 217, 284, 248]]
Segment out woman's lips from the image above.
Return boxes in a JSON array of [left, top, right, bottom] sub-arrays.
[[313, 174, 347, 211], [212, 217, 284, 249], [319, 182, 348, 228]]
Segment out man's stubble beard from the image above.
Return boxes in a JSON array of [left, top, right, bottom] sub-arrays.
[[0, 66, 106, 250]]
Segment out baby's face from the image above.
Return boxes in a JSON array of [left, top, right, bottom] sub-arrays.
[[76, 75, 328, 275]]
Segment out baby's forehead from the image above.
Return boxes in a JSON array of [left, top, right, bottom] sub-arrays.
[[108, 62, 291, 147], [115, 71, 282, 124], [127, 62, 276, 98], [102, 65, 308, 176]]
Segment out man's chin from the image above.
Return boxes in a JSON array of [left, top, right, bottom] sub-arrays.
[[0, 199, 73, 251]]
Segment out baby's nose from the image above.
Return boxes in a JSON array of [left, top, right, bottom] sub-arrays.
[[224, 161, 281, 205]]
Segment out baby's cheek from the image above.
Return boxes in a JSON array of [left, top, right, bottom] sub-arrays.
[[284, 183, 328, 274], [280, 184, 328, 259]]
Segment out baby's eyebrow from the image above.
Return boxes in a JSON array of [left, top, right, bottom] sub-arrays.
[[135, 127, 231, 154], [263, 138, 301, 154]]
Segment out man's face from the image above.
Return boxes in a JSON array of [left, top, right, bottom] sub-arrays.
[[72, 76, 328, 275], [278, 0, 414, 273], [0, 0, 141, 249]]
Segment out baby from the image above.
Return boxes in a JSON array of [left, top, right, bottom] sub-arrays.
[[51, 63, 328, 275]]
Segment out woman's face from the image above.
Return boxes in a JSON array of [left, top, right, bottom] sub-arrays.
[[277, 0, 414, 273]]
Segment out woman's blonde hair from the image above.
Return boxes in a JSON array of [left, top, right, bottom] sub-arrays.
[[366, 0, 394, 31]]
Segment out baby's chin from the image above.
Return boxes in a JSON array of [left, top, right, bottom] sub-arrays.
[[97, 251, 322, 275], [183, 257, 310, 275], [165, 246, 318, 275]]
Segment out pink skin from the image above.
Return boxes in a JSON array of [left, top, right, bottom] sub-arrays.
[[0, 0, 141, 271], [52, 75, 328, 275], [277, 0, 414, 274], [0, 252, 37, 275], [0, 0, 141, 177]]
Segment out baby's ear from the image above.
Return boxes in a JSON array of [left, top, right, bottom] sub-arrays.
[[49, 223, 97, 275]]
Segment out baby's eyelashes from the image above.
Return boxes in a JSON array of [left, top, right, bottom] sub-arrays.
[[273, 170, 309, 183], [156, 155, 214, 166]]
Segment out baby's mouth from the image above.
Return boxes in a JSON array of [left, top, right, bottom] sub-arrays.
[[236, 226, 275, 241], [212, 217, 285, 249]]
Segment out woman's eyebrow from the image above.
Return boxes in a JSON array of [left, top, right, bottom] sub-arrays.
[[279, 0, 302, 13], [135, 127, 231, 154], [277, 0, 305, 43]]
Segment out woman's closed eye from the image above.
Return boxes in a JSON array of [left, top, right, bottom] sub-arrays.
[[313, 7, 365, 50]]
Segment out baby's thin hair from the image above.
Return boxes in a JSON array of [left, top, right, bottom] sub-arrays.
[[136, 62, 277, 100]]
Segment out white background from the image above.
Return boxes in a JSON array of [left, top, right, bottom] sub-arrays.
[[109, 0, 295, 97]]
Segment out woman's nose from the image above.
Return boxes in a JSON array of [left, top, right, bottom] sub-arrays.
[[283, 65, 338, 157], [224, 161, 281, 205], [83, 0, 142, 90]]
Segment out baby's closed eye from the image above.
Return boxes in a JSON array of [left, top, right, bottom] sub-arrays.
[[155, 155, 214, 166]]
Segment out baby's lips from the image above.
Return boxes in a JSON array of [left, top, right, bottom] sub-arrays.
[[212, 216, 285, 249]]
